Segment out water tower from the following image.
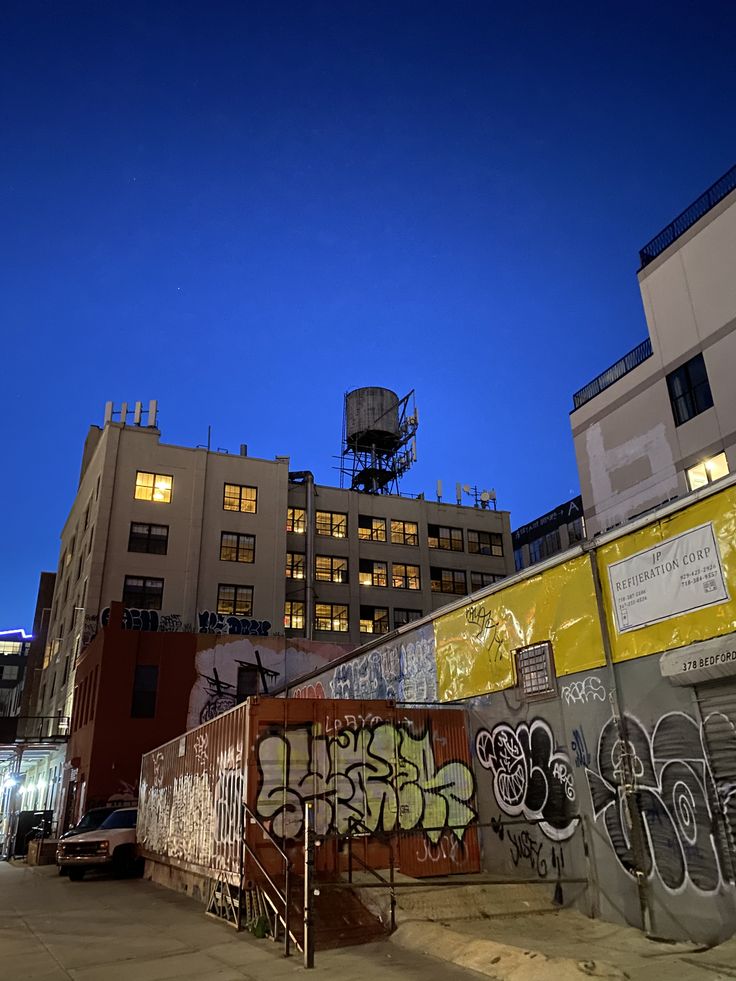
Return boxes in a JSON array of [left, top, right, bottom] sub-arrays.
[[339, 387, 418, 494]]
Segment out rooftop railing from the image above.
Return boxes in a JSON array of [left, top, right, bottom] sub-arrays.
[[639, 163, 736, 268], [572, 337, 653, 411]]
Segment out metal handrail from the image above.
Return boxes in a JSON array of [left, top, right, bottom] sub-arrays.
[[243, 803, 292, 957], [572, 337, 652, 411]]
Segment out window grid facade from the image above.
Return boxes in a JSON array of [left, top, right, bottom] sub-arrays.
[[390, 519, 419, 546], [358, 515, 387, 542], [359, 605, 389, 635], [220, 531, 256, 563], [314, 603, 349, 632], [315, 555, 349, 583], [430, 567, 467, 595], [223, 483, 257, 513], [217, 583, 254, 616], [316, 511, 347, 538], [467, 530, 504, 556], [359, 559, 388, 587], [134, 471, 173, 503], [427, 524, 463, 551], [392, 563, 421, 590], [285, 552, 306, 579], [284, 600, 305, 630], [287, 507, 306, 534]]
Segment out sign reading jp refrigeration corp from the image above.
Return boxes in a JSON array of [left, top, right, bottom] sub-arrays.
[[607, 522, 729, 633]]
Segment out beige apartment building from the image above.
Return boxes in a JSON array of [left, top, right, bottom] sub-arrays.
[[38, 402, 513, 722], [571, 164, 736, 535]]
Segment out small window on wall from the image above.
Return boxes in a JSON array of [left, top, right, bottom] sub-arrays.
[[315, 555, 348, 583], [467, 530, 504, 556], [220, 532, 255, 563], [284, 601, 305, 630], [516, 642, 556, 699], [217, 584, 253, 617], [394, 608, 422, 629], [360, 606, 389, 635], [686, 452, 729, 491], [314, 603, 349, 632], [287, 508, 306, 534], [223, 483, 257, 513], [122, 576, 164, 610], [285, 552, 305, 579], [427, 524, 463, 551], [667, 353, 714, 427], [129, 523, 169, 554], [358, 515, 387, 542], [316, 511, 347, 538], [135, 472, 173, 503], [131, 665, 158, 718]]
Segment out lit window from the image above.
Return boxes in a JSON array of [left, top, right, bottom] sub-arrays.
[[667, 354, 714, 427], [467, 530, 504, 556], [223, 483, 257, 513], [392, 563, 421, 590], [359, 559, 387, 587], [286, 552, 305, 579], [217, 584, 254, 616], [686, 452, 730, 491], [128, 523, 169, 555], [390, 519, 418, 546], [284, 601, 305, 630], [287, 507, 306, 534], [122, 576, 164, 610], [394, 608, 421, 629], [470, 571, 504, 591], [427, 525, 463, 551], [135, 472, 173, 503], [360, 606, 389, 634], [358, 515, 387, 542], [314, 603, 349, 632], [316, 511, 347, 538], [430, 567, 466, 595], [315, 555, 348, 583], [516, 642, 556, 698]]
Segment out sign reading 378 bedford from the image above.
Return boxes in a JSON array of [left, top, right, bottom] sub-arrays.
[[607, 522, 729, 633]]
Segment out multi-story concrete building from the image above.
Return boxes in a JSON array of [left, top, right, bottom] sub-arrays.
[[38, 400, 513, 723], [512, 495, 584, 571], [571, 164, 736, 535]]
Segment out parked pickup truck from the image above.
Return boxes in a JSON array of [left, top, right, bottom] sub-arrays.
[[56, 807, 139, 881]]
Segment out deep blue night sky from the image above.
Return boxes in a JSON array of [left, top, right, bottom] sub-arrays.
[[2, 1, 735, 629]]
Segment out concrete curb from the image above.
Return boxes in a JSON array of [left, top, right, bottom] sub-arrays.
[[390, 921, 628, 981]]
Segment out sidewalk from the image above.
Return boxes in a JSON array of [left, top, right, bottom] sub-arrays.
[[0, 862, 480, 981]]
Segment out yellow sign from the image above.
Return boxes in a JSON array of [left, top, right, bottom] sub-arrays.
[[433, 556, 605, 701], [598, 486, 736, 663]]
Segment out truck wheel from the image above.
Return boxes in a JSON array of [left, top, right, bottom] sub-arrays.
[[68, 868, 85, 882]]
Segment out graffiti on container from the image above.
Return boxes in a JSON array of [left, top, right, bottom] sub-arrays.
[[198, 611, 271, 636], [168, 772, 215, 864], [214, 748, 244, 845], [293, 681, 326, 699], [560, 676, 606, 705], [464, 603, 504, 662], [475, 720, 577, 841], [415, 834, 462, 865], [586, 712, 736, 894], [571, 727, 591, 768], [255, 722, 476, 842], [194, 733, 209, 767]]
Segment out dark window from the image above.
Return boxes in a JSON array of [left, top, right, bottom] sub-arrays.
[[516, 642, 556, 698], [223, 483, 257, 513], [390, 519, 418, 545], [128, 523, 169, 554], [236, 663, 259, 701], [359, 605, 389, 635], [316, 511, 347, 538], [430, 567, 466, 595], [358, 515, 387, 542], [315, 555, 348, 583], [287, 507, 306, 533], [467, 530, 504, 556], [131, 666, 158, 718], [99, 809, 138, 829], [392, 563, 421, 589], [567, 517, 585, 545], [470, 571, 504, 591], [122, 576, 164, 610], [394, 608, 422, 629], [667, 353, 713, 426], [528, 529, 561, 564], [217, 584, 254, 616], [427, 524, 463, 551], [359, 559, 387, 587], [220, 531, 255, 563]]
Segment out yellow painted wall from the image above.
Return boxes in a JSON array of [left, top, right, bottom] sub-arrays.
[[433, 555, 605, 701]]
